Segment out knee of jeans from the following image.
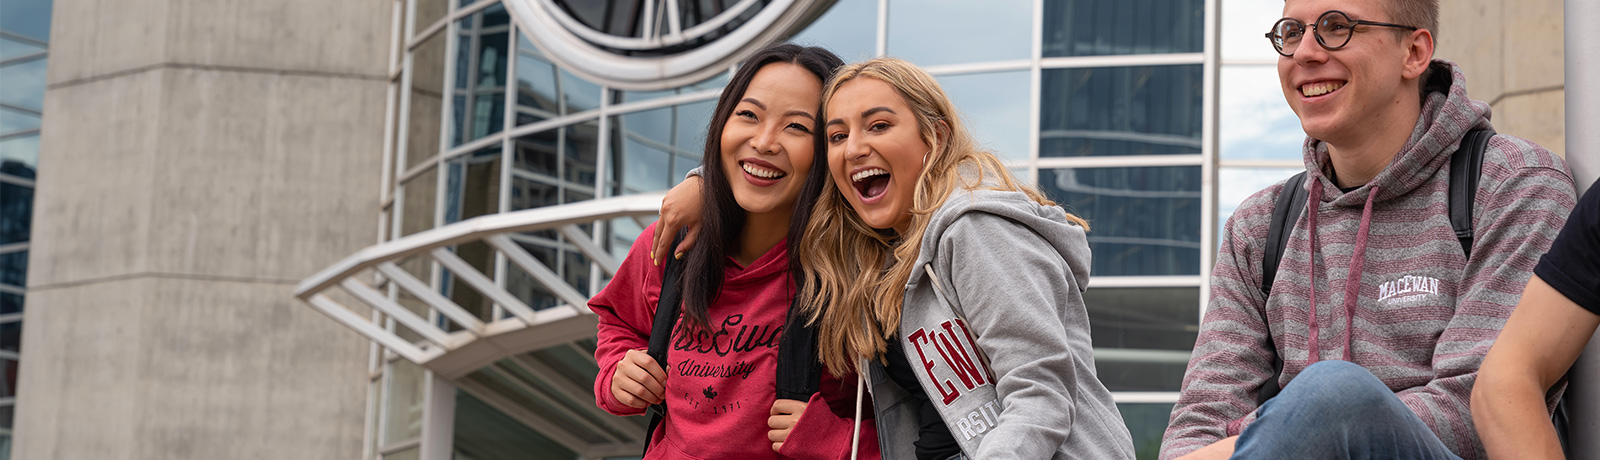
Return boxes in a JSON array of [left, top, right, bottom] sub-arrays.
[[1282, 361, 1390, 411]]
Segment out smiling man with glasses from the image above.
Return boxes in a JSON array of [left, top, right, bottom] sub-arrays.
[[1160, 0, 1577, 459]]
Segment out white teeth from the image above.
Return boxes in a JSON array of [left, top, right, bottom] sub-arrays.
[[851, 168, 888, 183], [1301, 81, 1345, 97], [742, 162, 784, 179]]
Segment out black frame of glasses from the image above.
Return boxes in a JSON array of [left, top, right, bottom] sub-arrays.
[[1264, 10, 1419, 57]]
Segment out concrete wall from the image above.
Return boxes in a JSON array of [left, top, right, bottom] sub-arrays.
[[13, 0, 391, 458], [1436, 0, 1566, 157]]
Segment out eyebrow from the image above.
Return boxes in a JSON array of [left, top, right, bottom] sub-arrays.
[[741, 98, 766, 111], [825, 106, 897, 129]]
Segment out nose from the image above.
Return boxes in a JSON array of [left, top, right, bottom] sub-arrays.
[[1292, 35, 1329, 65], [843, 130, 870, 162], [749, 122, 783, 155]]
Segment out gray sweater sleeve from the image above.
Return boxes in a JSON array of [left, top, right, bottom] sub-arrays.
[[938, 213, 1089, 460]]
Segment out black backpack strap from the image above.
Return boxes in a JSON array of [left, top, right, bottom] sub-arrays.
[[644, 231, 688, 453], [1255, 172, 1308, 405], [774, 279, 822, 401], [1263, 172, 1310, 296], [1451, 129, 1492, 259]]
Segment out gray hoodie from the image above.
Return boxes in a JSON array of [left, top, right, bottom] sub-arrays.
[[865, 188, 1136, 460]]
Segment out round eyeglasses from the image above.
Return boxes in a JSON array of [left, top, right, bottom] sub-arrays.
[[1265, 10, 1419, 57]]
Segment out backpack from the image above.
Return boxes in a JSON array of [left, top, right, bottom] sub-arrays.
[[641, 232, 823, 454], [1252, 129, 1572, 453]]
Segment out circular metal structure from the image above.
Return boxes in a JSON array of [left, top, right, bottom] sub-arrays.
[[504, 0, 833, 90]]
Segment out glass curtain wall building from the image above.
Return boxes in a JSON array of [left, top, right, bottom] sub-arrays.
[[372, 0, 1219, 458], [0, 0, 50, 456]]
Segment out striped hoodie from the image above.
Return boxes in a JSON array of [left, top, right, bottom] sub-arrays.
[[1160, 60, 1576, 460]]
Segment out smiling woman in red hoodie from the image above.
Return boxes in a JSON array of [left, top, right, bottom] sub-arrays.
[[587, 43, 877, 460]]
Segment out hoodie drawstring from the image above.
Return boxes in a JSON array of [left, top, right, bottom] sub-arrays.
[[1303, 183, 1380, 364]]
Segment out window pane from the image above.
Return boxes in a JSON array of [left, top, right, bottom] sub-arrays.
[[383, 361, 426, 445], [452, 389, 579, 460], [515, 38, 560, 125], [937, 71, 1031, 162], [1043, 0, 1203, 57], [1087, 287, 1197, 391], [672, 100, 714, 179], [887, 0, 1031, 66], [0, 176, 32, 245], [506, 238, 560, 310], [407, 32, 448, 169], [400, 167, 438, 237], [454, 25, 509, 146], [564, 121, 600, 186], [1041, 65, 1203, 157], [0, 36, 44, 62], [611, 109, 675, 193], [0, 0, 52, 42], [0, 321, 18, 353], [0, 133, 38, 171], [1118, 403, 1177, 460], [790, 0, 878, 62], [444, 146, 502, 225], [1220, 65, 1304, 160], [1041, 166, 1201, 276], [0, 56, 44, 114], [512, 130, 559, 177], [1217, 167, 1301, 242], [0, 105, 40, 135], [0, 250, 24, 287], [0, 293, 20, 315], [560, 69, 602, 114], [2, 358, 16, 399], [1221, 0, 1287, 62]]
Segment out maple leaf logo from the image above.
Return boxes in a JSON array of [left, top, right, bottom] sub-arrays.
[[702, 385, 718, 400]]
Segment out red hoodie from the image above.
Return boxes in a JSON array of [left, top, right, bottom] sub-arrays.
[[590, 223, 879, 460]]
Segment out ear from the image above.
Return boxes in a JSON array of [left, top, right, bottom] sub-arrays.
[[935, 119, 951, 146], [1400, 28, 1434, 80]]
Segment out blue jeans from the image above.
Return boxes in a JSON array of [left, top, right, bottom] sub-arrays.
[[1231, 360, 1463, 460]]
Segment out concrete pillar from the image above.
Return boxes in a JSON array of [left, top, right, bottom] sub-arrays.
[[1435, 0, 1566, 157], [12, 0, 390, 459], [1562, 0, 1599, 457]]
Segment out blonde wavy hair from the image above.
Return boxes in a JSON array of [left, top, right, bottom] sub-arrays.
[[799, 57, 1089, 376]]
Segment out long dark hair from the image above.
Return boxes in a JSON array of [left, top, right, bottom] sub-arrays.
[[678, 43, 844, 331]]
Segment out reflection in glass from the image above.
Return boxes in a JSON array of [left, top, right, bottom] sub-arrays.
[[1041, 65, 1203, 157], [0, 36, 44, 62], [515, 39, 560, 125], [1043, 0, 1203, 57], [0, 321, 17, 352], [1118, 403, 1178, 459], [452, 389, 580, 459], [1219, 65, 1304, 160], [0, 105, 40, 135], [1220, 0, 1289, 62], [0, 133, 38, 170], [937, 71, 1031, 162], [672, 100, 714, 180], [1086, 287, 1197, 392], [452, 7, 510, 146], [407, 31, 448, 169], [2, 358, 16, 398], [384, 360, 426, 445], [0, 175, 31, 245], [0, 293, 20, 315], [1040, 166, 1201, 276], [400, 167, 438, 237], [1217, 167, 1301, 243], [609, 100, 714, 194], [0, 0, 52, 42], [512, 130, 559, 177], [0, 250, 23, 287], [887, 0, 1031, 66], [789, 0, 877, 62], [0, 56, 46, 111], [617, 71, 728, 104], [564, 121, 600, 186], [560, 69, 602, 114]]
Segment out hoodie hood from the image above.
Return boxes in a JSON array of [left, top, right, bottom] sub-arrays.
[[1303, 59, 1493, 206], [906, 187, 1091, 294]]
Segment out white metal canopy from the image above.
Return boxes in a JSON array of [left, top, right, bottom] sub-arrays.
[[295, 193, 667, 456]]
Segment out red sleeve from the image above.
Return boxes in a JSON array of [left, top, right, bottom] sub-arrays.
[[590, 223, 665, 417], [777, 371, 881, 460]]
